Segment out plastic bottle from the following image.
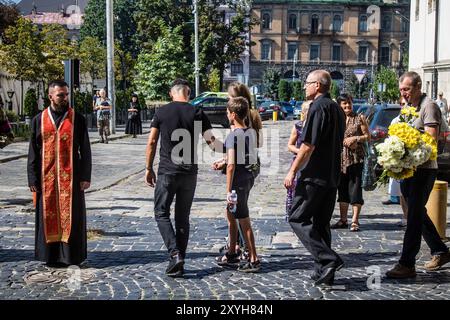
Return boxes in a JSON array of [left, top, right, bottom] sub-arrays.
[[228, 190, 238, 214]]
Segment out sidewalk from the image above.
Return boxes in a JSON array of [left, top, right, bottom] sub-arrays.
[[0, 121, 152, 164]]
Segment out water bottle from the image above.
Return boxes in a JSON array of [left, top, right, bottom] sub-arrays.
[[228, 190, 238, 214]]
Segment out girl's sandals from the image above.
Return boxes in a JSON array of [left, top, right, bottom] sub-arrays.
[[216, 252, 240, 266], [331, 220, 348, 229], [350, 222, 360, 232]]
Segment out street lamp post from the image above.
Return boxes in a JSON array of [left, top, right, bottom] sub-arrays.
[[7, 90, 15, 112], [106, 0, 116, 134], [194, 0, 200, 97]]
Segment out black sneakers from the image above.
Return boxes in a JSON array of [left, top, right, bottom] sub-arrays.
[[166, 253, 184, 277]]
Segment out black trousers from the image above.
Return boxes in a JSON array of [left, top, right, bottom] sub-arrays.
[[288, 181, 342, 272], [400, 168, 449, 267], [154, 174, 197, 259]]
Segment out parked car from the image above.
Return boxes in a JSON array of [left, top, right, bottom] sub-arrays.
[[292, 101, 304, 120], [192, 96, 229, 128], [258, 101, 282, 121], [279, 102, 294, 119], [190, 92, 228, 106]]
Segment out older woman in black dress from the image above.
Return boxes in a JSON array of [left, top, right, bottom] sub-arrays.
[[125, 93, 143, 138]]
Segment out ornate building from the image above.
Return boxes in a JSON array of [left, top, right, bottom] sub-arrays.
[[249, 0, 410, 92]]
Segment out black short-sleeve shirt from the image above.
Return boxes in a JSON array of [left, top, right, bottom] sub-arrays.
[[151, 101, 212, 175], [300, 93, 346, 188], [224, 128, 257, 184]]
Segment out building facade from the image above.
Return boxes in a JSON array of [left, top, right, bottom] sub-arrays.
[[409, 0, 449, 100], [249, 0, 410, 93]]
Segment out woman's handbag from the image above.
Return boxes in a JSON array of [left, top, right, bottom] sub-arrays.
[[362, 142, 378, 191]]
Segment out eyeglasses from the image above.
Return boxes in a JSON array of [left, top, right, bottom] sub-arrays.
[[304, 81, 318, 88]]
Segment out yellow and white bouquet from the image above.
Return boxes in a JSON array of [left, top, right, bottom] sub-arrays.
[[376, 107, 437, 181]]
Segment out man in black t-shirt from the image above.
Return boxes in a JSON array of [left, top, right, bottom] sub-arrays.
[[145, 79, 221, 277], [284, 70, 346, 286]]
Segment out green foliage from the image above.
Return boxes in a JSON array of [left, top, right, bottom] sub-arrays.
[[40, 24, 75, 82], [262, 66, 281, 98], [292, 81, 305, 101], [115, 88, 135, 111], [0, 2, 20, 40], [12, 122, 30, 139], [0, 17, 44, 82], [77, 36, 106, 85], [207, 68, 221, 92], [330, 81, 341, 100], [277, 80, 291, 102], [373, 66, 400, 103], [81, 0, 139, 57], [133, 26, 193, 101], [24, 88, 38, 117], [6, 110, 19, 123], [347, 74, 370, 100], [74, 91, 92, 114]]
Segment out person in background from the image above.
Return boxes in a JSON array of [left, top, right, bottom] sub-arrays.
[[331, 94, 370, 232], [125, 93, 143, 138], [94, 89, 112, 144], [436, 91, 448, 124], [285, 101, 311, 221]]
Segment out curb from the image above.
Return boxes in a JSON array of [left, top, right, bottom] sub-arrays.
[[0, 130, 150, 164]]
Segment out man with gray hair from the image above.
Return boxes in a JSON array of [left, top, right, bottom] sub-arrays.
[[145, 79, 220, 277], [284, 70, 346, 286]]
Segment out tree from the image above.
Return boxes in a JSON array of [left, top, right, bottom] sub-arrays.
[[330, 81, 341, 100], [81, 0, 139, 57], [77, 36, 107, 91], [40, 24, 76, 83], [347, 74, 370, 100], [292, 81, 305, 101], [277, 80, 291, 102], [0, 17, 44, 83], [262, 66, 281, 99], [24, 88, 38, 118], [207, 68, 220, 92], [133, 26, 193, 101], [373, 66, 400, 103], [0, 1, 20, 42]]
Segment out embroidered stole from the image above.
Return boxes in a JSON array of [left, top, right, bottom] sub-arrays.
[[41, 108, 74, 243]]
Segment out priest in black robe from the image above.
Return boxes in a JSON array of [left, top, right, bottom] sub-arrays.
[[27, 80, 92, 267]]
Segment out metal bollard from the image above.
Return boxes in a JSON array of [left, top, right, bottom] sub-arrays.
[[273, 111, 278, 122], [425, 180, 448, 239]]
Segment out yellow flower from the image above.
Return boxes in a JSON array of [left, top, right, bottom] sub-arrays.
[[388, 123, 421, 149], [401, 106, 419, 118], [421, 132, 438, 161]]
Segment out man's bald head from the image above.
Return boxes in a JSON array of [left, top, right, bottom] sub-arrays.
[[307, 70, 332, 92]]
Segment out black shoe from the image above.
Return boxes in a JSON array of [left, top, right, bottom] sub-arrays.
[[166, 254, 184, 277], [314, 267, 336, 286]]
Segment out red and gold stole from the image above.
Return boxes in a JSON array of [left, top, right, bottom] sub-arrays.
[[41, 107, 74, 243]]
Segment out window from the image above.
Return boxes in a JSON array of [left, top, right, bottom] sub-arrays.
[[359, 15, 368, 32], [333, 15, 342, 32], [382, 15, 392, 32], [311, 14, 319, 34], [310, 44, 320, 61], [288, 13, 297, 30], [287, 43, 298, 60], [262, 12, 271, 30], [358, 45, 369, 63], [380, 46, 390, 65], [401, 17, 409, 32], [230, 60, 244, 76], [261, 41, 272, 60], [332, 44, 342, 62]]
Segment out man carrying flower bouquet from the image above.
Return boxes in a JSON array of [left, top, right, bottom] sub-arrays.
[[386, 72, 450, 279]]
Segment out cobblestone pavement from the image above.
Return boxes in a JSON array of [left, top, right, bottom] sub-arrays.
[[1, 121, 450, 300]]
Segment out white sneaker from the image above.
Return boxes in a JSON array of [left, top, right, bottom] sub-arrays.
[[399, 218, 407, 227]]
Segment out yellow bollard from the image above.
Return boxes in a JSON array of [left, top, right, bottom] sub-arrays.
[[425, 180, 448, 239], [273, 110, 278, 122]]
